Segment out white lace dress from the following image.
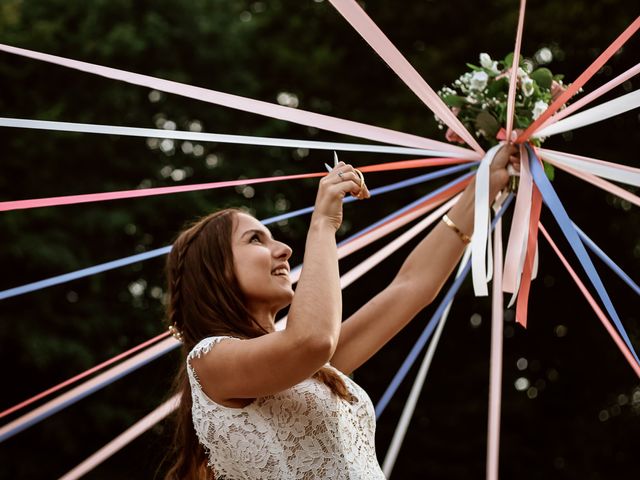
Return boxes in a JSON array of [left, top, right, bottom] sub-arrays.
[[187, 336, 386, 479]]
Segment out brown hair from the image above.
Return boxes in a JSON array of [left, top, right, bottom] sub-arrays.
[[163, 209, 351, 479]]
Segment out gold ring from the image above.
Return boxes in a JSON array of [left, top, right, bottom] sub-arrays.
[[354, 169, 364, 189], [354, 169, 365, 199]]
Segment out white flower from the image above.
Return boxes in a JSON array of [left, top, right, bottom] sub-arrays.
[[532, 100, 548, 119], [521, 76, 535, 97], [469, 71, 489, 91], [480, 53, 500, 75], [480, 53, 493, 69]]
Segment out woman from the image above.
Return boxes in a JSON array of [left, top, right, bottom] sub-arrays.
[[164, 145, 519, 479]]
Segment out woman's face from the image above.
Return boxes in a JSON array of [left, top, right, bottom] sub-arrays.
[[231, 213, 294, 314]]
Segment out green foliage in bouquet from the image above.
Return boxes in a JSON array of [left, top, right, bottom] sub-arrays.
[[436, 50, 567, 150]]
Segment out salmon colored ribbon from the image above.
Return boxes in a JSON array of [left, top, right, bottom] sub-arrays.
[[515, 184, 542, 327], [0, 157, 467, 212]]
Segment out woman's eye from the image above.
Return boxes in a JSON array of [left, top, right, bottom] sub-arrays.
[[250, 234, 261, 243]]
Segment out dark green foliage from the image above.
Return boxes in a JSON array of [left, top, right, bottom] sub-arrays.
[[0, 1, 638, 478]]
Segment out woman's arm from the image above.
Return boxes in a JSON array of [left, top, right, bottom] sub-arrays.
[[191, 163, 369, 402], [330, 145, 519, 375]]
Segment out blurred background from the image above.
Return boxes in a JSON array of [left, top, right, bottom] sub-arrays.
[[0, 0, 638, 478]]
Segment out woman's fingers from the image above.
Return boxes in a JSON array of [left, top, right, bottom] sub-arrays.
[[329, 164, 369, 200]]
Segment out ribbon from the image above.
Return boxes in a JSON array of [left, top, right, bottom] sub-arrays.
[[539, 224, 640, 377], [0, 157, 472, 212], [533, 89, 640, 139], [0, 337, 179, 443], [542, 61, 640, 126], [502, 144, 533, 305], [0, 331, 170, 419], [0, 117, 468, 158], [486, 214, 504, 480], [327, 0, 484, 154], [471, 144, 502, 296], [504, 0, 527, 141], [514, 183, 542, 328], [573, 223, 640, 296], [542, 157, 640, 207], [0, 165, 475, 300], [58, 394, 180, 480], [381, 247, 471, 477], [538, 148, 640, 187], [0, 43, 476, 157], [375, 194, 514, 418], [527, 144, 639, 363], [517, 16, 640, 142]]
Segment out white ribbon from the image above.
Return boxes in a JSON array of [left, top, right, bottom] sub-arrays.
[[382, 247, 471, 478], [0, 117, 468, 158], [472, 144, 502, 296], [539, 148, 640, 187], [533, 89, 640, 138]]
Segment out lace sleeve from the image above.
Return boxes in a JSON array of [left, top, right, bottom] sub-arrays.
[[187, 336, 238, 393]]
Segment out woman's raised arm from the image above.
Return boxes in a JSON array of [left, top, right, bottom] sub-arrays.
[[331, 144, 519, 375]]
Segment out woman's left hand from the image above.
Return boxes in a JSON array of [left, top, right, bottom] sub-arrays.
[[489, 143, 520, 198]]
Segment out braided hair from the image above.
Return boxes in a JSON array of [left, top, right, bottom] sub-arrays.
[[163, 209, 352, 479]]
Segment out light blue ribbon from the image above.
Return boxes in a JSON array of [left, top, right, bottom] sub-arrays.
[[1, 163, 475, 300], [375, 194, 514, 418], [527, 144, 639, 365]]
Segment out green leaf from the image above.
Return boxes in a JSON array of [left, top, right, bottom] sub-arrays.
[[466, 62, 483, 71], [503, 52, 523, 68], [487, 77, 509, 97], [543, 162, 556, 181], [442, 94, 467, 108], [475, 111, 500, 138], [531, 68, 553, 89]]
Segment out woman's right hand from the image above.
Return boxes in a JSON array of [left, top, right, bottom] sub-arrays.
[[311, 162, 370, 231]]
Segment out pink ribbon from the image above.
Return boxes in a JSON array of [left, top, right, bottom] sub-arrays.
[[58, 394, 180, 480], [0, 43, 475, 157], [502, 145, 532, 301], [486, 216, 504, 480], [504, 0, 527, 142], [539, 223, 640, 377], [327, 0, 484, 154], [0, 332, 170, 419]]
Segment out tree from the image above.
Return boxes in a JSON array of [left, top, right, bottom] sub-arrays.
[[0, 0, 637, 478]]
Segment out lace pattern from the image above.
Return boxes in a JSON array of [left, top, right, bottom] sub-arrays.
[[187, 336, 386, 479]]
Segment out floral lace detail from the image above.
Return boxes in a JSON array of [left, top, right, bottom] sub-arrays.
[[187, 336, 385, 479]]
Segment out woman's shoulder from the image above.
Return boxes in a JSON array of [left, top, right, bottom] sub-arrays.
[[188, 335, 241, 361]]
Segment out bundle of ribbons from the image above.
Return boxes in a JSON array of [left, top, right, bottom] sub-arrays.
[[0, 1, 638, 479]]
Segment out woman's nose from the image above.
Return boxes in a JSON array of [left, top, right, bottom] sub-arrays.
[[273, 241, 292, 261]]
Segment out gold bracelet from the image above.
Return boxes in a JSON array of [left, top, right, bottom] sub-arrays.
[[442, 214, 471, 244]]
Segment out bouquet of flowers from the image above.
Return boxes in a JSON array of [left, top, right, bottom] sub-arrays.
[[437, 50, 568, 150]]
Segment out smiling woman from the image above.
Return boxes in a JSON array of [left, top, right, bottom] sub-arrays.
[[162, 150, 517, 479]]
